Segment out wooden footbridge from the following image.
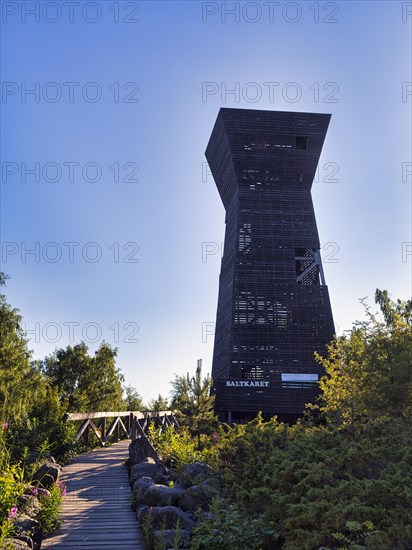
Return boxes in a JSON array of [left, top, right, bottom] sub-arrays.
[[42, 411, 178, 549]]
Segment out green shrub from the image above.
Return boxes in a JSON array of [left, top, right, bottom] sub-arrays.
[[214, 417, 412, 549], [35, 482, 65, 535], [192, 496, 278, 550]]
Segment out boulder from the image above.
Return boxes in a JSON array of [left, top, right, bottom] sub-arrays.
[[129, 438, 159, 466], [153, 529, 191, 549], [13, 514, 38, 535], [131, 477, 155, 510], [144, 484, 184, 507], [130, 458, 168, 486], [138, 505, 196, 532], [177, 462, 213, 489], [178, 480, 217, 512], [17, 494, 41, 516], [13, 536, 34, 550], [31, 463, 61, 488], [4, 539, 32, 550]]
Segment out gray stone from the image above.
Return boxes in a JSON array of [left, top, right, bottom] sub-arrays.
[[131, 477, 154, 510], [178, 480, 217, 512], [31, 463, 61, 488], [136, 504, 149, 520], [13, 536, 34, 550], [13, 514, 38, 535], [17, 494, 41, 516], [129, 438, 160, 466], [4, 539, 32, 550], [138, 506, 196, 532], [144, 484, 184, 507], [153, 529, 190, 549], [130, 458, 168, 486], [177, 462, 213, 489]]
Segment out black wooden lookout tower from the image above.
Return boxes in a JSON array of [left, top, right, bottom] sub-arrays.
[[206, 108, 335, 423]]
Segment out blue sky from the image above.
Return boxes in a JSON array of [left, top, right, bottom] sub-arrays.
[[1, 0, 411, 403]]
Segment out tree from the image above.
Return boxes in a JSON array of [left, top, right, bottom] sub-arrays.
[[0, 273, 33, 424], [41, 342, 92, 411], [84, 343, 124, 411], [315, 289, 412, 425], [123, 384, 145, 411], [42, 342, 124, 412], [170, 360, 217, 443], [146, 394, 169, 411]]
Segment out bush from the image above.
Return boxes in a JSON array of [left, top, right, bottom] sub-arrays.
[[213, 416, 412, 549]]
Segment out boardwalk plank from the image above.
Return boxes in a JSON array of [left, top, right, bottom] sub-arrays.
[[42, 440, 145, 550]]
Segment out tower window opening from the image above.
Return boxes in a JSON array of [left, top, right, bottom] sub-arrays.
[[296, 136, 308, 150]]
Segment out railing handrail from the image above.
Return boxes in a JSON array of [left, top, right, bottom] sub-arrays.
[[65, 410, 179, 446], [66, 410, 175, 421]]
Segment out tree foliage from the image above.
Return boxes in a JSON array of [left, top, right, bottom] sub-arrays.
[[146, 394, 169, 411], [170, 360, 217, 441], [0, 273, 141, 459], [123, 384, 145, 411], [201, 415, 412, 549], [315, 290, 412, 425], [0, 274, 32, 424], [40, 342, 124, 413]]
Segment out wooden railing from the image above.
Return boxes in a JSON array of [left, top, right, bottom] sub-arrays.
[[66, 410, 179, 447]]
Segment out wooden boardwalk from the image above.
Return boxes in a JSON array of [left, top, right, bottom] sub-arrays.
[[42, 440, 146, 549]]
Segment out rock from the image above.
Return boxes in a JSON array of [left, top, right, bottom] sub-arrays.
[[136, 504, 149, 520], [138, 506, 196, 532], [144, 484, 184, 507], [177, 462, 213, 489], [31, 463, 61, 488], [13, 536, 34, 549], [17, 494, 41, 516], [131, 477, 155, 510], [13, 514, 38, 535], [129, 438, 160, 466], [4, 539, 32, 550], [130, 458, 168, 486], [197, 511, 213, 522], [178, 480, 216, 512], [153, 529, 191, 548]]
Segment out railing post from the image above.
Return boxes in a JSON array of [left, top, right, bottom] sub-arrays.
[[66, 410, 177, 446], [115, 417, 120, 442], [101, 417, 107, 443], [85, 424, 89, 448]]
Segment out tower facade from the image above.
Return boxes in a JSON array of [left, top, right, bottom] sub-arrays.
[[206, 108, 334, 422]]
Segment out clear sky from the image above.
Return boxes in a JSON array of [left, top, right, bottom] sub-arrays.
[[1, 0, 411, 403]]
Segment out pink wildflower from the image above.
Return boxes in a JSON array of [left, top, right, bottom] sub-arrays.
[[2, 421, 8, 429], [212, 432, 219, 440], [8, 506, 18, 519], [61, 488, 67, 497], [32, 487, 39, 496]]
